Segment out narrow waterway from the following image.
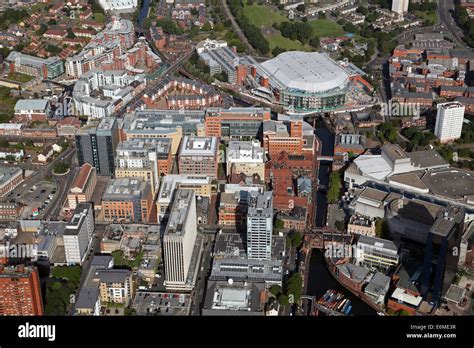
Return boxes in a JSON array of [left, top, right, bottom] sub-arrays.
[[306, 117, 376, 315], [137, 0, 150, 28], [306, 250, 377, 315]]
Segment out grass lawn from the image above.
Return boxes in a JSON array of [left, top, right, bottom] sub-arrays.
[[308, 19, 345, 38], [415, 10, 438, 25], [267, 33, 306, 51], [7, 72, 34, 83], [243, 1, 287, 28]]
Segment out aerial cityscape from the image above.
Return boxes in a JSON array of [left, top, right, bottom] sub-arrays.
[[0, 0, 473, 329]]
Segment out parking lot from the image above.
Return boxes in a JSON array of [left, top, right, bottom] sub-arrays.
[[132, 291, 191, 316], [5, 180, 58, 219]]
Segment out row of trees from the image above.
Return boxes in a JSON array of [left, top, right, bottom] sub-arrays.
[[269, 272, 303, 305], [454, 4, 474, 48], [227, 0, 270, 54], [327, 171, 342, 204]]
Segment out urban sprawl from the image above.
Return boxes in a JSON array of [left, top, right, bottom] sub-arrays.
[[0, 0, 473, 318]]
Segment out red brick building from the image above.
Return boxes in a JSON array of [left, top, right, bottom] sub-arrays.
[[0, 265, 44, 315]]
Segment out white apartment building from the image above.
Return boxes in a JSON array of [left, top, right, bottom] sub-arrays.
[[247, 191, 273, 260], [391, 0, 409, 14], [63, 203, 94, 265], [226, 140, 265, 178], [98, 0, 138, 13], [435, 102, 465, 143], [163, 189, 198, 291]]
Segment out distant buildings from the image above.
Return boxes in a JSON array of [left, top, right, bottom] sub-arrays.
[[67, 164, 97, 210], [163, 189, 199, 291], [75, 117, 119, 176], [196, 39, 256, 85], [435, 102, 465, 143], [63, 203, 95, 265], [98, 0, 138, 13], [5, 51, 64, 80], [0, 265, 43, 316], [102, 178, 153, 223], [178, 136, 219, 178], [247, 191, 273, 260]]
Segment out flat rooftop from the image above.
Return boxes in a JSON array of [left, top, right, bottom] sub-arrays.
[[180, 136, 218, 157], [165, 189, 194, 236], [421, 168, 474, 201]]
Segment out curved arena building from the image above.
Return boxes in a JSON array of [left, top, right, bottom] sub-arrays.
[[253, 51, 350, 113]]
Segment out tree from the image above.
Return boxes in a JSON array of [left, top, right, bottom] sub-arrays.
[[67, 28, 76, 39], [36, 23, 48, 36], [375, 218, 390, 239], [143, 18, 152, 30], [201, 22, 212, 31], [289, 230, 302, 248], [53, 161, 70, 174], [327, 171, 342, 204], [357, 6, 368, 15], [309, 37, 320, 49], [272, 46, 286, 56], [270, 284, 282, 297], [296, 4, 305, 12], [286, 273, 303, 303], [274, 218, 284, 232]]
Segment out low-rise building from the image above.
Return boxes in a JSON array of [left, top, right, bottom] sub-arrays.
[[13, 99, 50, 123], [96, 269, 134, 305], [178, 136, 219, 178], [102, 178, 153, 223], [354, 235, 399, 270], [226, 140, 265, 178], [0, 167, 23, 197], [67, 164, 97, 210]]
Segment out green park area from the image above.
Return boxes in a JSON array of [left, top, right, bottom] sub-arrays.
[[308, 19, 346, 38], [268, 32, 306, 50], [6, 72, 34, 83], [243, 1, 287, 28]]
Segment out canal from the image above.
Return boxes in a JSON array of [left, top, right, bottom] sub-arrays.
[[306, 250, 377, 315], [306, 117, 376, 315], [137, 0, 150, 28]]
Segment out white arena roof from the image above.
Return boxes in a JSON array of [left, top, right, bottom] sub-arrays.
[[258, 51, 350, 93]]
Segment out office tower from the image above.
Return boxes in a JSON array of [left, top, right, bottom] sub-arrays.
[[75, 117, 119, 176], [391, 0, 409, 14], [435, 102, 465, 143], [421, 206, 464, 304], [63, 203, 94, 265], [247, 191, 273, 260], [0, 265, 44, 315], [163, 189, 197, 290]]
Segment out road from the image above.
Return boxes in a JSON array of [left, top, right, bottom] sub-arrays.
[[190, 232, 216, 315], [438, 0, 468, 48], [219, 0, 257, 56]]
